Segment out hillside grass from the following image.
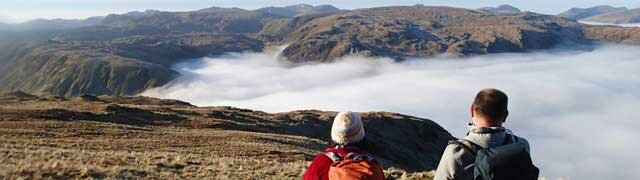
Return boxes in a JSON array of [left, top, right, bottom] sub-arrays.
[[0, 96, 442, 179], [0, 144, 433, 180]]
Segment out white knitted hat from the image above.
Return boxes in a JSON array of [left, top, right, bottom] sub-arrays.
[[331, 111, 365, 144]]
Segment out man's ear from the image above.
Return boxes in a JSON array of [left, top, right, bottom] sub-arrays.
[[503, 110, 509, 122], [470, 105, 475, 118]]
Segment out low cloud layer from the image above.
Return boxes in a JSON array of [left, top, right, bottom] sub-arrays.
[[144, 45, 640, 180], [0, 14, 8, 24], [579, 20, 640, 27]]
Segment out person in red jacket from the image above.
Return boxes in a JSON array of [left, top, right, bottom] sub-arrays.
[[302, 111, 384, 180]]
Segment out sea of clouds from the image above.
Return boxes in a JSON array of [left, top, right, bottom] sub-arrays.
[[579, 20, 640, 27], [143, 44, 640, 180]]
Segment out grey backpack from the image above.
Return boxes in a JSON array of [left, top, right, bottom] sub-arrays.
[[448, 135, 539, 180]]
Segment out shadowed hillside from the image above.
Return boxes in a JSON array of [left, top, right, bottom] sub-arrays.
[[0, 92, 453, 179], [0, 33, 263, 97]]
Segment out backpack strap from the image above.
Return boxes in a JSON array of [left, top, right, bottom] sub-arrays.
[[324, 152, 342, 163], [448, 140, 479, 156], [345, 152, 375, 162], [503, 132, 518, 145]]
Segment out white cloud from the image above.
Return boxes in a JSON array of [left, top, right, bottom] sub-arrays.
[[0, 14, 8, 23], [579, 20, 640, 27], [143, 44, 640, 180]]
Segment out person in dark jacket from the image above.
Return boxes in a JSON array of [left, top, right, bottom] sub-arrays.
[[302, 111, 384, 180], [434, 88, 533, 180]]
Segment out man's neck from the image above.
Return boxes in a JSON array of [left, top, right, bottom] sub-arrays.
[[473, 118, 502, 127]]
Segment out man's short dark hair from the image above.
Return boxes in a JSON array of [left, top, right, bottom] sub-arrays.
[[473, 88, 509, 122]]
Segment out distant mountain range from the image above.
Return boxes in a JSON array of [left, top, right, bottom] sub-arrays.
[[0, 4, 338, 32], [581, 8, 640, 24], [1, 4, 639, 97], [559, 5, 640, 24], [558, 5, 627, 20], [0, 16, 103, 31], [256, 4, 341, 17], [477, 4, 522, 14]]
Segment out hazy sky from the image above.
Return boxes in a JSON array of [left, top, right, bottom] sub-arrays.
[[1, 0, 640, 23]]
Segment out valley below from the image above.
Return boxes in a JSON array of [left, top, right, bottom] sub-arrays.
[[144, 44, 640, 180], [2, 3, 640, 180]]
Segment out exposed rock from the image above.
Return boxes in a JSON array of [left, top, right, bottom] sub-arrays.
[[0, 91, 40, 100], [278, 6, 586, 62], [73, 94, 102, 102], [583, 26, 640, 44]]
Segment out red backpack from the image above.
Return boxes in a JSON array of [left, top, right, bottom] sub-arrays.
[[324, 152, 385, 180]]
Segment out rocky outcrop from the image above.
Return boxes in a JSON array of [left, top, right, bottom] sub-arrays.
[[278, 6, 586, 62], [583, 26, 640, 44]]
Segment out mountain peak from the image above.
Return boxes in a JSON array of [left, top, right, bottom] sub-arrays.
[[497, 4, 518, 9], [581, 8, 640, 24], [559, 5, 628, 20], [478, 4, 521, 14], [286, 3, 314, 8], [257, 4, 339, 17]]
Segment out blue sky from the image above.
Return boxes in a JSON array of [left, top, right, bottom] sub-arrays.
[[1, 0, 639, 23]]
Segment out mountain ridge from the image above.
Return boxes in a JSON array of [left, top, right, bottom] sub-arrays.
[[277, 6, 586, 62], [256, 4, 341, 17], [581, 8, 640, 24], [1, 5, 640, 97], [0, 33, 263, 96], [558, 5, 628, 20], [477, 4, 522, 14], [0, 16, 104, 31]]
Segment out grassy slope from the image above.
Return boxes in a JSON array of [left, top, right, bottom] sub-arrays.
[[0, 44, 176, 97], [0, 93, 449, 179], [0, 33, 263, 97]]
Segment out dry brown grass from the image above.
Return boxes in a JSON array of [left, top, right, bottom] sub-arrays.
[[0, 126, 320, 179], [384, 168, 435, 180], [0, 95, 448, 179], [0, 143, 434, 180], [0, 143, 311, 179]]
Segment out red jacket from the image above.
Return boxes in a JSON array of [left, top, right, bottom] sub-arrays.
[[302, 146, 370, 180]]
